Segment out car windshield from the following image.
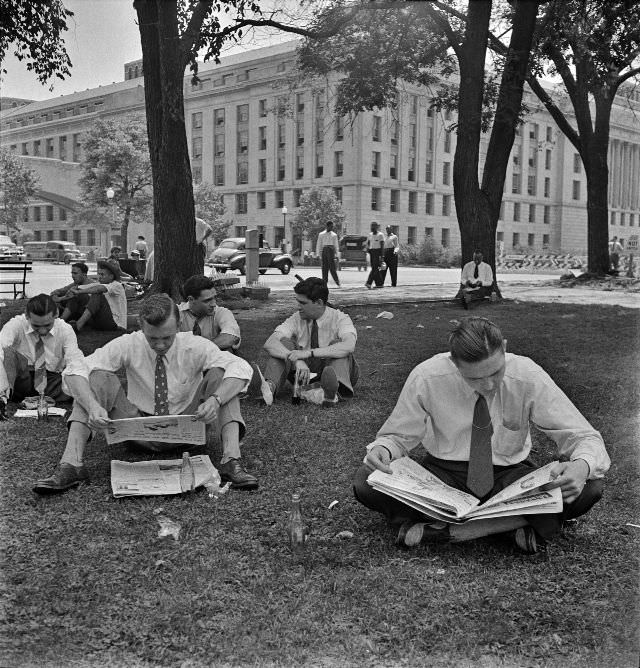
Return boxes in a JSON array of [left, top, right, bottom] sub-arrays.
[[219, 241, 242, 250]]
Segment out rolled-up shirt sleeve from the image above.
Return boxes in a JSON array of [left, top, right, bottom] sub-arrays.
[[59, 321, 87, 378], [202, 345, 252, 389], [272, 314, 297, 342], [215, 307, 241, 345], [0, 318, 20, 364]]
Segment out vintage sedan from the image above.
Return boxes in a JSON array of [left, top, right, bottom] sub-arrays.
[[207, 237, 294, 275]]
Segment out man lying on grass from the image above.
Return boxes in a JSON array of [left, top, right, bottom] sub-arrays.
[[354, 316, 610, 553], [34, 293, 258, 494], [0, 294, 86, 419], [256, 277, 359, 407]]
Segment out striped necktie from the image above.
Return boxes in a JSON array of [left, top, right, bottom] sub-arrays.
[[33, 335, 47, 395], [192, 319, 202, 337], [154, 354, 169, 415], [466, 394, 494, 498]]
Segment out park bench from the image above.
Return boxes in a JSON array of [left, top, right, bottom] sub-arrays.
[[0, 260, 32, 299], [503, 253, 526, 266]]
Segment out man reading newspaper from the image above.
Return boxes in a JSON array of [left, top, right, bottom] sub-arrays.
[[354, 317, 610, 553]]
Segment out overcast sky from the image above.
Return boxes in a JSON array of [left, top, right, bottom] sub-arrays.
[[2, 0, 293, 102]]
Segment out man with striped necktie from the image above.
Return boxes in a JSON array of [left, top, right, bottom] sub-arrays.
[[0, 294, 86, 418], [34, 293, 257, 494]]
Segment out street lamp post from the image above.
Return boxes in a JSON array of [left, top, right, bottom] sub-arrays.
[[281, 206, 288, 252], [106, 187, 116, 256]]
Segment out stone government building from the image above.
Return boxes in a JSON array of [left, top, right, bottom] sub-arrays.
[[1, 40, 639, 258]]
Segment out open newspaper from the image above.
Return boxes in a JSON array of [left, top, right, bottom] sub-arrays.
[[111, 454, 217, 498], [367, 457, 562, 524], [105, 414, 206, 446]]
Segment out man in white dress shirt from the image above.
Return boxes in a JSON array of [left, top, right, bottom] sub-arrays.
[[34, 293, 258, 494], [0, 294, 86, 418], [458, 250, 494, 308], [316, 221, 341, 287], [258, 278, 358, 407], [354, 317, 609, 553]]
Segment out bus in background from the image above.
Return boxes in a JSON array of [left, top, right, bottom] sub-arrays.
[[23, 241, 87, 264]]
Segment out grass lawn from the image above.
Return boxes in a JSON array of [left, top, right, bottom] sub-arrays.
[[1, 298, 638, 667]]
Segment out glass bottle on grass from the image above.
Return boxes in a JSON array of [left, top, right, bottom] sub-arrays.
[[291, 373, 301, 405], [37, 393, 49, 422], [287, 492, 309, 553], [180, 452, 195, 494]]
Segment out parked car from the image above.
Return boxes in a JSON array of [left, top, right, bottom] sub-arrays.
[[0, 243, 26, 262], [23, 240, 87, 263], [207, 237, 294, 275]]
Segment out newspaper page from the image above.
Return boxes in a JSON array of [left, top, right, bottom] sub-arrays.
[[105, 415, 206, 445], [110, 454, 217, 497]]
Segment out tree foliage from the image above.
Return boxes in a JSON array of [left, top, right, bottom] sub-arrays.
[[193, 181, 230, 243], [0, 0, 73, 88], [77, 115, 153, 252], [292, 186, 346, 248], [0, 148, 39, 235]]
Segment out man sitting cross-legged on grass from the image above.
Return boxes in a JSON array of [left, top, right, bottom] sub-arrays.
[[50, 262, 95, 322], [178, 274, 241, 352], [353, 316, 610, 553], [256, 277, 358, 407], [0, 294, 86, 418], [33, 293, 258, 494]]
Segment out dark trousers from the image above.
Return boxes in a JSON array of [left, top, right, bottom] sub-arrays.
[[61, 294, 90, 321], [380, 249, 398, 286], [457, 284, 492, 305], [2, 347, 70, 402], [366, 249, 383, 287], [85, 293, 121, 331], [353, 453, 604, 542], [321, 246, 340, 286]]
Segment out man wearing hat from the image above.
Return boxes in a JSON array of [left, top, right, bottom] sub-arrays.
[[67, 259, 127, 332]]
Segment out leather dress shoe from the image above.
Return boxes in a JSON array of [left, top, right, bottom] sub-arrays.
[[33, 463, 89, 495], [320, 367, 339, 407], [396, 520, 449, 548], [218, 458, 258, 490]]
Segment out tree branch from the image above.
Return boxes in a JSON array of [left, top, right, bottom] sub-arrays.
[[181, 0, 213, 58], [617, 65, 640, 87]]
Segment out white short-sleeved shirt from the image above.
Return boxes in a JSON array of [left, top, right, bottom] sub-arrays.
[[178, 302, 241, 349]]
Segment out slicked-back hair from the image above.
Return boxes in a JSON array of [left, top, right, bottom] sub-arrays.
[[294, 277, 329, 304], [26, 294, 57, 317], [183, 274, 215, 300], [71, 262, 88, 274], [448, 317, 504, 363], [139, 293, 179, 327]]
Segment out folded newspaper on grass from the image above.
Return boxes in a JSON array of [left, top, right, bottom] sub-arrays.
[[367, 457, 562, 523], [105, 414, 206, 445], [111, 454, 217, 497]]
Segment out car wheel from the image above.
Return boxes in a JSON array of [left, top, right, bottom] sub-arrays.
[[280, 261, 292, 275], [259, 269, 267, 275]]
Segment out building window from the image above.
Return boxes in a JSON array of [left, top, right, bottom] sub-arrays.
[[237, 104, 249, 123], [235, 225, 247, 237], [544, 177, 550, 198], [371, 187, 380, 211], [512, 232, 520, 248], [572, 180, 581, 200], [407, 226, 417, 245], [34, 230, 42, 241], [427, 126, 434, 151], [611, 211, 616, 226], [237, 130, 248, 154], [214, 164, 224, 186], [512, 173, 521, 194], [425, 158, 433, 183], [546, 126, 552, 142], [441, 228, 450, 247], [278, 121, 286, 148], [372, 116, 381, 141], [573, 153, 581, 173], [293, 189, 302, 207], [33, 206, 41, 222], [408, 156, 415, 182], [192, 137, 202, 159], [315, 152, 324, 177], [410, 94, 418, 115], [259, 126, 267, 151], [528, 145, 537, 168], [390, 119, 399, 145], [333, 187, 342, 203], [527, 174, 537, 196], [46, 138, 54, 157], [513, 202, 521, 222], [497, 231, 504, 242], [275, 190, 284, 209], [73, 229, 82, 245], [630, 214, 636, 227], [21, 142, 29, 156], [296, 92, 304, 113], [334, 151, 343, 177], [408, 191, 417, 214], [235, 193, 247, 214], [543, 233, 550, 247], [425, 227, 434, 239], [529, 204, 536, 223], [259, 99, 267, 118], [620, 213, 626, 227], [444, 131, 451, 153], [390, 153, 398, 179], [215, 133, 224, 156], [529, 123, 538, 140], [214, 108, 225, 126], [442, 194, 451, 217], [258, 159, 266, 182], [86, 229, 96, 245], [33, 140, 41, 157], [409, 123, 416, 149], [59, 229, 68, 241], [46, 230, 54, 241], [296, 153, 304, 179], [335, 116, 344, 141], [296, 119, 305, 146], [372, 151, 380, 177], [46, 205, 54, 221], [443, 162, 451, 186], [192, 112, 202, 129], [545, 149, 552, 170], [58, 136, 67, 161], [390, 189, 399, 213], [237, 160, 248, 185], [425, 193, 434, 215], [192, 165, 202, 183], [59, 207, 67, 222], [257, 192, 266, 209], [278, 156, 286, 180]]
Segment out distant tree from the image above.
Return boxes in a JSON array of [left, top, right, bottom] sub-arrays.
[[292, 187, 346, 249], [0, 149, 39, 236], [193, 181, 230, 243], [0, 0, 73, 88], [77, 115, 153, 253]]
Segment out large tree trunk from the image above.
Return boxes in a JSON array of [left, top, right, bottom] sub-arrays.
[[134, 0, 200, 299]]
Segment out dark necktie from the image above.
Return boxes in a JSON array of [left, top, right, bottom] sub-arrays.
[[473, 264, 479, 279], [466, 394, 494, 497], [154, 354, 169, 415], [192, 319, 202, 337], [34, 335, 47, 395], [310, 320, 319, 349]]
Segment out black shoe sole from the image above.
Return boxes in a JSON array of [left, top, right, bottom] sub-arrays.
[[33, 480, 85, 495], [223, 479, 259, 490]]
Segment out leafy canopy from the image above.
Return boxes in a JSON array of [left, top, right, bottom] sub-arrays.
[[0, 149, 39, 233], [293, 187, 346, 246]]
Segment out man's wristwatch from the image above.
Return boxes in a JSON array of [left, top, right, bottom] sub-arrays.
[[211, 393, 222, 406]]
